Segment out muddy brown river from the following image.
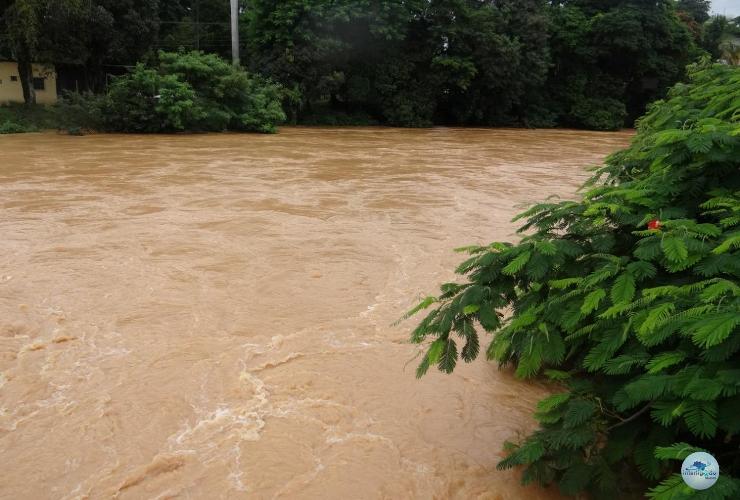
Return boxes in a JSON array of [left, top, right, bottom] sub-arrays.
[[0, 128, 632, 499]]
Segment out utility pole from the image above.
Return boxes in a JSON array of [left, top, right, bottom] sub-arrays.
[[230, 0, 239, 65], [195, 0, 200, 50]]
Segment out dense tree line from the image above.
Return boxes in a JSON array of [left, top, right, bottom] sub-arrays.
[[1, 0, 738, 130]]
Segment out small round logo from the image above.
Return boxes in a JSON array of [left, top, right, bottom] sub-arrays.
[[681, 452, 719, 490]]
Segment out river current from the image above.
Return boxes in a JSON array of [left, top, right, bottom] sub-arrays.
[[0, 127, 632, 499]]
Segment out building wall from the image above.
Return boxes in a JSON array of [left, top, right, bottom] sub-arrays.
[[0, 62, 58, 105]]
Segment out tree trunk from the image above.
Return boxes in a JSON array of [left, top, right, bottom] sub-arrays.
[[17, 58, 36, 105]]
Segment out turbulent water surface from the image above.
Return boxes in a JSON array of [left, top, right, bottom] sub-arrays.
[[0, 128, 632, 499]]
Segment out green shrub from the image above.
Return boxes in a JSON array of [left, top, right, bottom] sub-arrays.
[[405, 63, 740, 498], [158, 50, 286, 133], [0, 121, 35, 134], [568, 97, 628, 131], [101, 65, 198, 133], [299, 105, 379, 126], [0, 103, 56, 131], [101, 51, 286, 133], [380, 91, 436, 128], [55, 91, 104, 131], [1, 99, 99, 133]]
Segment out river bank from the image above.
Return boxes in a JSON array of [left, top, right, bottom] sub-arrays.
[[1, 103, 639, 137]]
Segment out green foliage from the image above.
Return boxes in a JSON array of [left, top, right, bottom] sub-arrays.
[[0, 102, 58, 131], [54, 91, 104, 131], [101, 64, 195, 132], [0, 120, 33, 133], [547, 0, 697, 129], [0, 0, 131, 100], [676, 0, 711, 24], [2, 0, 703, 129], [569, 97, 627, 132], [406, 63, 740, 497], [0, 95, 104, 134], [247, 0, 697, 130], [298, 105, 379, 126], [99, 51, 285, 133]]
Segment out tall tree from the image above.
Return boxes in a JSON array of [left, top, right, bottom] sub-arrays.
[[546, 0, 696, 129], [675, 0, 711, 23], [2, 0, 46, 103], [2, 0, 112, 102], [159, 0, 234, 59]]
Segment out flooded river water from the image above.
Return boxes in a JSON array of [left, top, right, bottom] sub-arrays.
[[0, 128, 632, 499]]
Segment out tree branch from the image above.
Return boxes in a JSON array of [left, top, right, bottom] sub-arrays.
[[606, 402, 652, 431]]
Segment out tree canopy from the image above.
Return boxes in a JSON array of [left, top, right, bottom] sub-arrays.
[[0, 1, 735, 129], [245, 0, 701, 129]]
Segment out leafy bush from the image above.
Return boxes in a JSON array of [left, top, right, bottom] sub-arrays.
[[405, 63, 740, 498], [299, 105, 379, 126], [568, 97, 627, 131], [0, 103, 56, 131], [157, 51, 286, 133], [0, 98, 102, 134], [0, 121, 34, 134], [100, 51, 285, 133], [55, 91, 104, 132], [101, 65, 198, 133]]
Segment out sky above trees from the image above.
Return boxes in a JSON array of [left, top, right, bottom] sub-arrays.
[[711, 0, 740, 17]]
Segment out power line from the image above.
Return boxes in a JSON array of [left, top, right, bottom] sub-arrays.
[[159, 21, 230, 26]]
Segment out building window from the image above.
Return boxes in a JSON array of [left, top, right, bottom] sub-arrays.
[[10, 75, 18, 82], [33, 77, 45, 90]]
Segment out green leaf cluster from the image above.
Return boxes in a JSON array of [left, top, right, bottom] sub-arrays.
[[100, 50, 286, 133], [406, 63, 740, 498]]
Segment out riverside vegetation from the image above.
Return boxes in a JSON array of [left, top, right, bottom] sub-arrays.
[[0, 50, 285, 134], [1, 1, 739, 133], [405, 62, 740, 498]]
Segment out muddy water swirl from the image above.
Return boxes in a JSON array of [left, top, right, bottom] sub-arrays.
[[0, 127, 632, 499]]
